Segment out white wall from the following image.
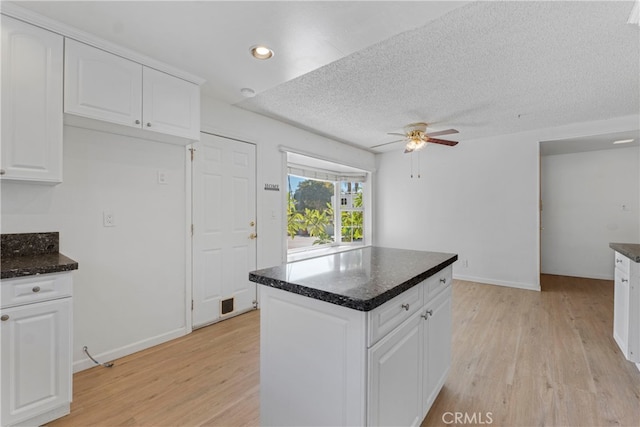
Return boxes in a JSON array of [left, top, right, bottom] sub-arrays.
[[0, 96, 375, 371], [199, 95, 376, 270], [540, 146, 640, 279], [374, 115, 639, 291], [1, 127, 188, 370]]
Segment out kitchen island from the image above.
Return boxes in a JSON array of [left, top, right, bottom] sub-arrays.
[[249, 246, 457, 426]]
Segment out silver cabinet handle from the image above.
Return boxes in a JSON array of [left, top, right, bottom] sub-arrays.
[[401, 303, 410, 311], [135, 119, 141, 125], [1, 315, 9, 321], [421, 310, 433, 320], [32, 286, 41, 293], [440, 278, 447, 284], [616, 259, 623, 263], [622, 278, 629, 283], [0, 169, 5, 175], [146, 122, 152, 127]]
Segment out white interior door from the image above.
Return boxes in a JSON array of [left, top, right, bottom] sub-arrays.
[[192, 132, 257, 328]]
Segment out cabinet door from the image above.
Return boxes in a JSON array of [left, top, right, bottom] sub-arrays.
[[142, 67, 200, 140], [368, 314, 423, 427], [613, 268, 630, 358], [423, 286, 452, 414], [1, 16, 63, 183], [0, 298, 72, 426], [65, 38, 142, 128]]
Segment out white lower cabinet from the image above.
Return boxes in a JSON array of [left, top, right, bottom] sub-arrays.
[[0, 273, 73, 427], [369, 314, 424, 427], [369, 285, 452, 427], [260, 265, 453, 426], [613, 251, 639, 363]]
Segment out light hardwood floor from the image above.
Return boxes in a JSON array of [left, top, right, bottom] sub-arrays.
[[50, 275, 639, 427]]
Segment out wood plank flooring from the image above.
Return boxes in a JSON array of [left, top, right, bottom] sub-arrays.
[[49, 275, 639, 427]]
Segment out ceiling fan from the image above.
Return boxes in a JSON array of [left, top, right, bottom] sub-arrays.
[[372, 122, 459, 153]]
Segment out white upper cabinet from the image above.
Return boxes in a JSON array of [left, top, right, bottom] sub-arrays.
[[64, 39, 200, 143], [64, 38, 143, 128], [143, 67, 200, 140], [1, 15, 63, 184]]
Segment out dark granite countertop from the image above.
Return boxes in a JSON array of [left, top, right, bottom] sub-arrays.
[[610, 243, 640, 263], [1, 232, 78, 279], [1, 252, 79, 279], [249, 246, 457, 311]]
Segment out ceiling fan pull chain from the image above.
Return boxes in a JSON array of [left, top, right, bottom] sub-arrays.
[[417, 152, 421, 179], [410, 152, 414, 178]]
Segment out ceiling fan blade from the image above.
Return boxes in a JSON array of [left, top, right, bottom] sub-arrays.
[[426, 137, 459, 146], [371, 139, 406, 149], [386, 132, 407, 137], [426, 128, 459, 137]]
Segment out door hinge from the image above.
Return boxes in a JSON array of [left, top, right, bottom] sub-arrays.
[[191, 300, 194, 310], [189, 147, 196, 161], [191, 224, 194, 236], [252, 300, 258, 309]]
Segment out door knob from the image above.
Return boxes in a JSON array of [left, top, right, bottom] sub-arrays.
[[249, 233, 257, 240], [1, 315, 9, 321]]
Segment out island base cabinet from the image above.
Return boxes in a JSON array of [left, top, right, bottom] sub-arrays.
[[0, 298, 72, 427], [423, 287, 452, 411], [259, 286, 367, 427], [368, 315, 424, 427]]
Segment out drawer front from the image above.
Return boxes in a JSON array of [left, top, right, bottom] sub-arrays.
[[615, 252, 630, 276], [368, 283, 422, 347], [425, 265, 453, 300], [1, 273, 72, 308]]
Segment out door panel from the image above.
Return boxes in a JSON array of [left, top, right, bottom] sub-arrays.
[[192, 133, 257, 327]]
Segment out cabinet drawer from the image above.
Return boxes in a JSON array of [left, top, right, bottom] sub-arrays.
[[1, 273, 72, 308], [368, 283, 422, 347], [425, 265, 452, 299], [614, 252, 630, 276]]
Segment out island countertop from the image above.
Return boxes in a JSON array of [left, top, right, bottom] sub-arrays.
[[249, 246, 457, 311], [610, 243, 640, 263]]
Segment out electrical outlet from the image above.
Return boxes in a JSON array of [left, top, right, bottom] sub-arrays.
[[157, 171, 168, 185], [103, 211, 115, 227]]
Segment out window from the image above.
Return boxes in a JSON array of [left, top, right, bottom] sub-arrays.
[[286, 153, 369, 253]]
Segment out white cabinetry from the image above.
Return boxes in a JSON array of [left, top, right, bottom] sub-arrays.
[[64, 38, 142, 128], [65, 38, 200, 142], [1, 15, 63, 184], [368, 269, 452, 426], [613, 251, 639, 363], [0, 272, 73, 427], [260, 265, 453, 426]]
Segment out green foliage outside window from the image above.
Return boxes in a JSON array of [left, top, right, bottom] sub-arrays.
[[288, 179, 364, 246]]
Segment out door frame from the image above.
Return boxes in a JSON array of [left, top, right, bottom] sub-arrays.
[[186, 128, 259, 330]]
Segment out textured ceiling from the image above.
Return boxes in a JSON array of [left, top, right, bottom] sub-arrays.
[[12, 1, 466, 105], [239, 1, 640, 152], [10, 1, 639, 153]]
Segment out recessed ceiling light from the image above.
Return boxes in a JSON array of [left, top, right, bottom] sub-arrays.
[[240, 87, 256, 98], [613, 139, 634, 144], [250, 45, 274, 60]]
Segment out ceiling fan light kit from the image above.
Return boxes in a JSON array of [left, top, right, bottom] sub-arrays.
[[371, 122, 460, 153]]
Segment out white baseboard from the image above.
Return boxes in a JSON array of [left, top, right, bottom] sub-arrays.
[[540, 270, 613, 281], [453, 274, 540, 292], [73, 326, 188, 373]]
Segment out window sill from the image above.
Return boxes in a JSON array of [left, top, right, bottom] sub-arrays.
[[287, 244, 368, 263]]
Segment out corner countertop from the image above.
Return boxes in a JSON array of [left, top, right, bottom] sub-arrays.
[[249, 246, 457, 311], [1, 232, 78, 279], [610, 243, 640, 263]]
